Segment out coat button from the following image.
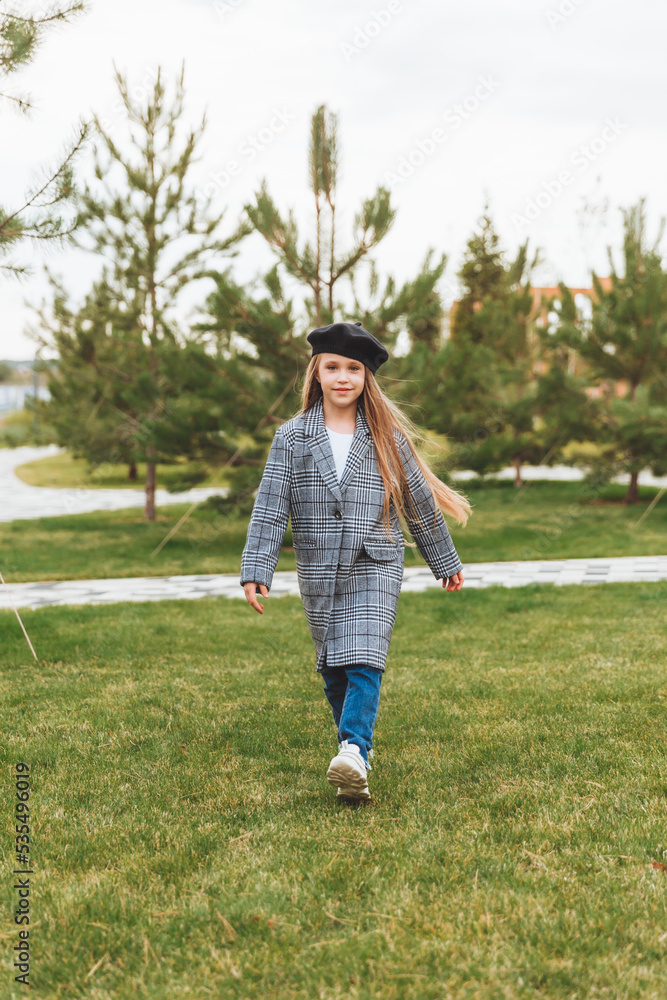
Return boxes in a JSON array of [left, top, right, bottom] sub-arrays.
[[333, 509, 343, 520]]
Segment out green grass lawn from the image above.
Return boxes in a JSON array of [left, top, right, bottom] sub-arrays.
[[9, 433, 603, 490], [2, 583, 666, 998], [0, 479, 665, 583], [13, 451, 230, 490]]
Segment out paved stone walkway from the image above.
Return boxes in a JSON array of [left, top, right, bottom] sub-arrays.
[[0, 446, 227, 522], [1, 556, 665, 611], [1, 447, 664, 613]]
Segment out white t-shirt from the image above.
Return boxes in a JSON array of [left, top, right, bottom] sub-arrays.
[[326, 426, 355, 482]]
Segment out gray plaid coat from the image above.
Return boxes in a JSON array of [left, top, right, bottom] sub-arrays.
[[239, 395, 463, 673]]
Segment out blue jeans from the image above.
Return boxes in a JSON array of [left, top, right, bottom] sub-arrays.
[[320, 664, 383, 771]]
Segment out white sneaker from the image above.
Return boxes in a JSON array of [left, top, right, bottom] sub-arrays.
[[328, 740, 371, 800]]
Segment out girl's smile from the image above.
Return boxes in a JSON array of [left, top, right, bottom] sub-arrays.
[[316, 353, 365, 407]]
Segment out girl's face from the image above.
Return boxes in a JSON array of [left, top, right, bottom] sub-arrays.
[[316, 354, 366, 408]]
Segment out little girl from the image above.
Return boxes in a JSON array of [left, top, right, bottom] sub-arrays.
[[240, 321, 471, 801]]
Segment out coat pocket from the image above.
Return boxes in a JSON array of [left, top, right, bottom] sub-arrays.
[[291, 531, 317, 549], [362, 537, 400, 562]]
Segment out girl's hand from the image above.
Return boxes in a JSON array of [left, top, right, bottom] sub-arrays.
[[442, 572, 464, 592], [244, 582, 270, 614]]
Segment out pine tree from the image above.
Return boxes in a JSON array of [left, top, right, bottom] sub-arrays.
[[32, 266, 253, 495], [429, 209, 545, 485], [0, 3, 90, 279], [561, 198, 667, 502], [68, 61, 251, 519], [531, 285, 601, 470], [450, 199, 506, 341], [245, 104, 396, 331], [201, 102, 449, 448], [31, 271, 148, 476]]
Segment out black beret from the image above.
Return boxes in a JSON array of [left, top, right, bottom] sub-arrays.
[[307, 321, 389, 375]]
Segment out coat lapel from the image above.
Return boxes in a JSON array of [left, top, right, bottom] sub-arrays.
[[304, 396, 372, 500]]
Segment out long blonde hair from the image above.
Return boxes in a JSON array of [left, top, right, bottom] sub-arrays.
[[292, 354, 472, 545]]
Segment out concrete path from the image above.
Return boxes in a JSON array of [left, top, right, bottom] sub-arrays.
[[453, 466, 667, 486], [1, 556, 665, 611], [0, 445, 667, 521], [1, 446, 666, 523], [0, 445, 227, 522]]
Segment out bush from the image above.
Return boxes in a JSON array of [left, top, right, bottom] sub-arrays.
[[0, 409, 58, 448], [200, 488, 256, 517]]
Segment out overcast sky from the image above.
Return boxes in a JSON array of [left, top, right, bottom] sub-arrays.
[[2, 0, 666, 359]]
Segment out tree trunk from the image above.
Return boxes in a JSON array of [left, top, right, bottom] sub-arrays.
[[512, 455, 523, 488], [144, 132, 159, 523], [128, 461, 137, 481], [144, 450, 156, 520], [624, 470, 639, 504], [328, 199, 336, 314], [314, 188, 322, 326]]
